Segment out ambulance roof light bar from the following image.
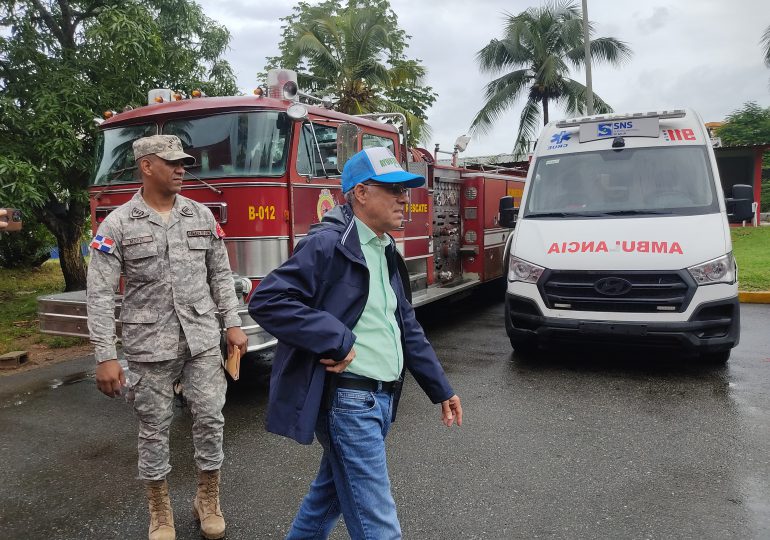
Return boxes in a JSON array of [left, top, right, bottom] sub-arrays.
[[556, 109, 686, 128]]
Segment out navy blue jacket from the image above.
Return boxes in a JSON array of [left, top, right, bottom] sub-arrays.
[[248, 204, 455, 444]]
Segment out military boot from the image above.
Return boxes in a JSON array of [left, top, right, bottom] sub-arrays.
[[193, 469, 226, 539], [145, 479, 175, 540]]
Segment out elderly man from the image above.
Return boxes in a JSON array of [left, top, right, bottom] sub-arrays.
[[249, 146, 463, 539], [87, 135, 247, 540]]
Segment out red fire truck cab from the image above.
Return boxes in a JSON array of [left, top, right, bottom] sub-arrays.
[[38, 70, 525, 360]]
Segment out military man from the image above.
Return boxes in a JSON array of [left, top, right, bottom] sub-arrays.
[[87, 135, 247, 540]]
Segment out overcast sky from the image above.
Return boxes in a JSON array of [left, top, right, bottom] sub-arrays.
[[198, 0, 770, 157]]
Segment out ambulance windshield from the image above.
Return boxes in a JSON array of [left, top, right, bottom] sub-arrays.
[[524, 146, 719, 218], [92, 111, 292, 185]]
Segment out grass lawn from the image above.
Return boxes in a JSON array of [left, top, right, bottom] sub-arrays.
[[0, 260, 86, 355], [731, 226, 770, 291]]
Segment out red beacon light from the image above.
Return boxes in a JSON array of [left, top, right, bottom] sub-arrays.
[[191, 90, 203, 98], [172, 93, 183, 101]]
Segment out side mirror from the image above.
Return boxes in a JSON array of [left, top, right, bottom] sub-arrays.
[[499, 196, 518, 228], [336, 123, 360, 172], [726, 183, 754, 223]]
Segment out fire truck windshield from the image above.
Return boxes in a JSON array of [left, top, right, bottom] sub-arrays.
[[91, 111, 292, 186], [524, 146, 720, 218]]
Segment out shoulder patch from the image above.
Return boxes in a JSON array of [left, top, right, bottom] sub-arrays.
[[90, 234, 116, 254], [215, 222, 226, 239]]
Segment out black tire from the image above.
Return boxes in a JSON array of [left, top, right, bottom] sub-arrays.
[[509, 337, 538, 356], [700, 350, 730, 365]]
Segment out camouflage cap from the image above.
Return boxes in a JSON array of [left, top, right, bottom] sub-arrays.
[[133, 135, 195, 165]]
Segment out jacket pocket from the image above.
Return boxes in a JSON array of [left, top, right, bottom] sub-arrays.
[[120, 309, 159, 358], [122, 242, 160, 282], [191, 295, 217, 315], [186, 236, 212, 250]]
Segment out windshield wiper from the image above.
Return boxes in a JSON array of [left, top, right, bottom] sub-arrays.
[[601, 210, 671, 216], [94, 165, 137, 200], [184, 166, 223, 195], [525, 211, 605, 218]]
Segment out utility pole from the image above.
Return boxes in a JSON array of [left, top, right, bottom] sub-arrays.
[[582, 0, 594, 115]]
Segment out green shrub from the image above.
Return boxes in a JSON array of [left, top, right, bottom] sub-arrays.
[[0, 220, 53, 268]]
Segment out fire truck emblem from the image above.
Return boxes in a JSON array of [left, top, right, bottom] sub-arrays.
[[317, 189, 336, 222]]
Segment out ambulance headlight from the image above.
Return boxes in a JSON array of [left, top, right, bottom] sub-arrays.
[[687, 253, 736, 285], [509, 256, 545, 284]]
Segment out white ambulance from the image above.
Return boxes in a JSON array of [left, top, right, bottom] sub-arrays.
[[499, 108, 753, 363]]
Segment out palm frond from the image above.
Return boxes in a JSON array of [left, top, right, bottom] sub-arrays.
[[558, 78, 613, 116], [512, 98, 541, 160], [761, 24, 770, 67], [470, 69, 531, 135]]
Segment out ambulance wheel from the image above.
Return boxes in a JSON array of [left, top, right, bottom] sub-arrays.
[[509, 337, 537, 356], [700, 350, 730, 365]]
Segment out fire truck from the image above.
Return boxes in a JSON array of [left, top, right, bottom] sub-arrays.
[[38, 69, 525, 361]]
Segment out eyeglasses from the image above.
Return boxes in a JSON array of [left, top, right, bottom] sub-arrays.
[[361, 182, 410, 196]]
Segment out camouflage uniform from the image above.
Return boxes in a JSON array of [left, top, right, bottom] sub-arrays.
[[87, 159, 241, 480]]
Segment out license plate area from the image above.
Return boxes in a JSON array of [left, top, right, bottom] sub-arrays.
[[579, 322, 648, 336]]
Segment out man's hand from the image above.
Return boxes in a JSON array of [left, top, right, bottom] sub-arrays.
[[320, 347, 356, 373], [95, 359, 125, 398], [0, 209, 7, 230], [441, 394, 463, 427], [226, 327, 248, 356]]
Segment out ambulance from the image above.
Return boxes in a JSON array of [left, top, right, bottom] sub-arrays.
[[498, 108, 752, 363]]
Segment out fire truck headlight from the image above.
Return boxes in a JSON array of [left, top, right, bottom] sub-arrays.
[[687, 253, 736, 285], [508, 256, 545, 284]]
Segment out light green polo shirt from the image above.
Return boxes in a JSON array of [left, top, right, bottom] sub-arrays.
[[347, 217, 403, 382]]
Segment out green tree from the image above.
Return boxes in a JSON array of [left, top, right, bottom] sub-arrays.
[[471, 0, 631, 158], [717, 102, 770, 206], [0, 0, 237, 288], [265, 0, 437, 143]]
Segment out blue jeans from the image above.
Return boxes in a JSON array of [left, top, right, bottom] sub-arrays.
[[285, 384, 401, 540]]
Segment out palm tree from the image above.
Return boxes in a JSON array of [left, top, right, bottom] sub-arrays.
[[291, 7, 433, 142], [762, 23, 770, 66], [471, 1, 632, 158]]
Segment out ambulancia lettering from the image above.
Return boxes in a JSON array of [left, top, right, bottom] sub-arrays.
[[547, 240, 684, 255]]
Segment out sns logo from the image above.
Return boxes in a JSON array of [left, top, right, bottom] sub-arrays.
[[598, 121, 634, 137]]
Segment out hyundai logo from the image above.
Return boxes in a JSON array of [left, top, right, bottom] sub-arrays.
[[594, 277, 633, 296]]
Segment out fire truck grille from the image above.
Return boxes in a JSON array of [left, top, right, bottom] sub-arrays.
[[540, 270, 694, 313]]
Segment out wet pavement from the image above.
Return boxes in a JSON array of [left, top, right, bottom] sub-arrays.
[[1, 287, 769, 539]]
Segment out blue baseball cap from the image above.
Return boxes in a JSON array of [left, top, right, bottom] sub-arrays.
[[341, 147, 425, 193]]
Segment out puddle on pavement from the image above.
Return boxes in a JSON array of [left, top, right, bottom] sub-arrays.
[[1, 371, 94, 409]]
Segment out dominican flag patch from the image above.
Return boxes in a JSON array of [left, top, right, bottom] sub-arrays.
[[215, 223, 226, 239], [90, 234, 116, 254]]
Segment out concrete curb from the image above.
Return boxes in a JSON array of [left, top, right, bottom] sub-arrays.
[[738, 291, 770, 304]]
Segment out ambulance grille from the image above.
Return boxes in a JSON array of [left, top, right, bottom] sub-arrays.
[[540, 270, 695, 313]]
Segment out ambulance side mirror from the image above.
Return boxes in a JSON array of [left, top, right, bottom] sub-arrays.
[[499, 196, 518, 228], [336, 123, 360, 172], [726, 184, 754, 223]]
